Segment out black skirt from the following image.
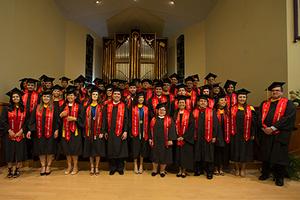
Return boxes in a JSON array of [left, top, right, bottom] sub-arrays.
[[33, 135, 57, 156], [214, 143, 230, 167], [131, 136, 150, 159], [176, 143, 194, 170], [83, 136, 106, 157], [3, 135, 27, 163], [61, 132, 82, 156]]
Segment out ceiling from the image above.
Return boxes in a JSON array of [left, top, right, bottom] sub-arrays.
[[55, 0, 218, 37]]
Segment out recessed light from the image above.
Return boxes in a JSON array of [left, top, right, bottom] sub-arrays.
[[168, 1, 175, 6], [95, 0, 103, 5]]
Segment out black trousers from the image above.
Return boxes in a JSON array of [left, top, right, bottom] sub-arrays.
[[195, 161, 214, 175], [262, 161, 285, 179], [109, 158, 125, 172]]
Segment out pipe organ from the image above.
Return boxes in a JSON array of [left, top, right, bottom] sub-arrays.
[[102, 30, 167, 82]]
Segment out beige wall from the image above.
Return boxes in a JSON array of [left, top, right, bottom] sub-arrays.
[[0, 0, 102, 102], [287, 0, 300, 93], [168, 21, 206, 81], [205, 0, 288, 105], [0, 0, 66, 102]]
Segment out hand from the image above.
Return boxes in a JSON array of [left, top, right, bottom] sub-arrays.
[[15, 129, 23, 137], [26, 131, 31, 139], [177, 137, 184, 141], [167, 140, 173, 146], [121, 132, 127, 140], [251, 136, 255, 140], [60, 111, 68, 118], [104, 133, 108, 140], [149, 139, 153, 146], [54, 130, 59, 139], [67, 116, 76, 122], [99, 133, 104, 139], [212, 138, 216, 143], [8, 130, 15, 137], [264, 127, 273, 135]]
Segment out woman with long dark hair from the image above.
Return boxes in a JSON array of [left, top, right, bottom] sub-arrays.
[[230, 89, 256, 177], [0, 88, 28, 178], [27, 90, 60, 175], [83, 87, 106, 175]]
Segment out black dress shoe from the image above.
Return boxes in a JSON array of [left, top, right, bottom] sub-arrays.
[[176, 173, 182, 177], [7, 168, 13, 178], [259, 174, 269, 181], [275, 178, 284, 186], [194, 172, 200, 176], [109, 170, 116, 175], [151, 172, 158, 176], [118, 171, 124, 175], [207, 174, 213, 180], [181, 173, 187, 178], [13, 168, 20, 178], [160, 172, 166, 178]]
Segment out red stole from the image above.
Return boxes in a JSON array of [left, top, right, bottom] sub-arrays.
[[22, 91, 39, 113], [107, 102, 125, 136], [59, 99, 65, 107], [145, 88, 153, 101], [37, 87, 43, 94], [151, 95, 167, 112], [150, 116, 172, 148], [208, 98, 215, 109], [63, 103, 79, 141], [204, 108, 214, 142], [131, 105, 149, 140], [226, 93, 237, 108], [8, 108, 26, 142], [217, 109, 230, 143], [126, 95, 133, 108], [103, 98, 112, 106], [187, 90, 197, 107], [123, 89, 130, 98], [231, 105, 252, 141], [192, 108, 200, 140], [261, 98, 288, 135], [85, 104, 102, 137], [36, 106, 54, 139], [175, 110, 190, 146]]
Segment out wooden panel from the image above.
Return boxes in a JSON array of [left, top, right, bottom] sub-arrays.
[[0, 102, 8, 166], [289, 107, 300, 156]]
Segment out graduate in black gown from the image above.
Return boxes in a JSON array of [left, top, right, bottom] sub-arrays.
[[258, 82, 296, 186], [0, 88, 28, 178], [128, 91, 150, 174], [214, 93, 229, 176], [27, 90, 60, 176], [149, 102, 177, 177], [193, 95, 220, 179], [59, 86, 85, 175], [102, 88, 129, 175], [173, 95, 194, 178], [230, 89, 256, 177], [148, 82, 170, 118], [83, 87, 106, 176]]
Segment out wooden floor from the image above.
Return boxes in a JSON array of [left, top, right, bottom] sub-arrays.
[[0, 166, 300, 200]]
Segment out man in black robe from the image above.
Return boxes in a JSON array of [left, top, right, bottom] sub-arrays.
[[258, 82, 296, 186], [102, 88, 129, 175]]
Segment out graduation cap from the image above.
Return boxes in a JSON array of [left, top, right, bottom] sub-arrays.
[[141, 79, 152, 84], [176, 83, 186, 89], [65, 85, 77, 95], [236, 88, 251, 95], [169, 73, 179, 80], [193, 74, 200, 81], [19, 78, 28, 82], [118, 79, 127, 84], [154, 81, 164, 88], [163, 78, 171, 84], [44, 76, 55, 83], [6, 88, 24, 97], [132, 78, 141, 83], [184, 76, 194, 83], [217, 92, 227, 99], [93, 78, 104, 84], [41, 90, 52, 96], [59, 76, 71, 82], [204, 73, 217, 80], [224, 80, 237, 89], [136, 91, 145, 97], [176, 95, 189, 101], [201, 84, 212, 90], [197, 94, 209, 101], [113, 87, 122, 93], [52, 84, 63, 91], [26, 78, 38, 84], [267, 82, 285, 91], [105, 84, 114, 91], [212, 82, 222, 88], [156, 102, 168, 110], [90, 86, 101, 93], [111, 79, 119, 84], [39, 75, 48, 81], [73, 75, 87, 83], [129, 81, 136, 87]]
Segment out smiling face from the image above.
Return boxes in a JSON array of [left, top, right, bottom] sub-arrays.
[[129, 86, 137, 95], [155, 87, 163, 96], [91, 91, 99, 102], [186, 81, 193, 89], [218, 97, 227, 108], [138, 95, 145, 104], [158, 107, 166, 117], [177, 88, 186, 96], [178, 99, 186, 110], [238, 94, 247, 105], [113, 91, 121, 102], [12, 93, 20, 104], [271, 86, 283, 99], [27, 82, 35, 91], [66, 93, 76, 103], [226, 84, 235, 94], [52, 89, 61, 98], [199, 99, 208, 109], [203, 89, 210, 96], [42, 94, 51, 104]]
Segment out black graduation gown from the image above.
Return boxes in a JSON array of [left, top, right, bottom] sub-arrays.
[[194, 109, 220, 163], [149, 117, 177, 164], [28, 106, 60, 156], [0, 106, 28, 162], [148, 96, 172, 119], [214, 111, 229, 166], [128, 106, 150, 159], [102, 103, 129, 159], [258, 100, 296, 166], [60, 104, 85, 156], [230, 109, 256, 162], [174, 111, 195, 170], [83, 105, 106, 158]]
